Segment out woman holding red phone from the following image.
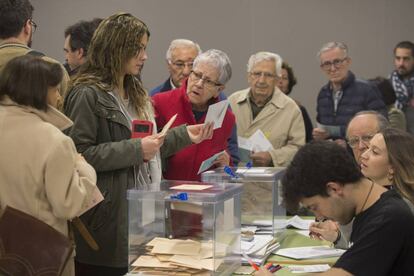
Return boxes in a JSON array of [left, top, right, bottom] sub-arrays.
[[64, 13, 212, 276]]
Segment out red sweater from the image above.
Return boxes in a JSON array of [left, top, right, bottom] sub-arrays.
[[152, 80, 235, 181]]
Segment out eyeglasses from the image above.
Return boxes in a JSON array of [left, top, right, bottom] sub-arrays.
[[29, 19, 37, 33], [190, 70, 221, 88], [347, 134, 375, 148], [320, 57, 348, 70], [250, 71, 277, 80], [170, 60, 194, 70]]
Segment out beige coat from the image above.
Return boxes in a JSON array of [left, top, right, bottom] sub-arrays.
[[0, 97, 97, 275], [0, 42, 70, 109], [228, 87, 305, 166]]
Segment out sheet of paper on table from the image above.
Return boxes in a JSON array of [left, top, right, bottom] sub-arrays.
[[253, 215, 314, 230], [288, 264, 331, 273], [275, 246, 345, 260], [170, 184, 213, 191]]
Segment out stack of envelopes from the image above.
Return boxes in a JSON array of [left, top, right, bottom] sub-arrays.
[[130, 237, 226, 275]]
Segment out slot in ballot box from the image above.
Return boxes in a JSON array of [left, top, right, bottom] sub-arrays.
[[127, 180, 243, 275], [202, 167, 286, 236]]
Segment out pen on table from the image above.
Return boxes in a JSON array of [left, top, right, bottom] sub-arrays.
[[265, 263, 282, 273], [269, 264, 282, 273], [242, 252, 259, 271]]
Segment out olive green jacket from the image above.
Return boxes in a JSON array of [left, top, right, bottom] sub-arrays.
[[64, 85, 191, 267]]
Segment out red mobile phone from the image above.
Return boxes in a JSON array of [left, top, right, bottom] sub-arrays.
[[131, 120, 153, 138]]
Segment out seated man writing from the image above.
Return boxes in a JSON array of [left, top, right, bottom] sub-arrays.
[[256, 140, 414, 276]]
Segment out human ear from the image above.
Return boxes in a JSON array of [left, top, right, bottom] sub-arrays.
[[326, 182, 343, 196]]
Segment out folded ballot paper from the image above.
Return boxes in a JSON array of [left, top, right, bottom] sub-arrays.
[[205, 100, 229, 129], [197, 150, 226, 174], [234, 234, 280, 266], [130, 237, 226, 275], [238, 129, 274, 163]]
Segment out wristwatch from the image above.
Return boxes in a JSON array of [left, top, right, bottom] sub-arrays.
[[333, 229, 342, 245]]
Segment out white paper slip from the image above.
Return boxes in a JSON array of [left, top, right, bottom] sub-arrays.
[[205, 100, 229, 129], [275, 246, 345, 260], [238, 136, 253, 151], [250, 129, 273, 152], [316, 122, 341, 137], [284, 215, 314, 230], [234, 235, 274, 255], [159, 114, 177, 136], [289, 264, 331, 273], [170, 184, 213, 191], [253, 216, 313, 230], [197, 150, 226, 174]]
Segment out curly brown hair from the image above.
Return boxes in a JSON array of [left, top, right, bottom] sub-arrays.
[[71, 13, 150, 118]]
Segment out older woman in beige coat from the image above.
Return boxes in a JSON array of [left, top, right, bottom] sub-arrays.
[[0, 55, 97, 276]]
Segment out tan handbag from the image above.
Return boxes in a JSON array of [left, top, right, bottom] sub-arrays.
[[0, 206, 74, 276]]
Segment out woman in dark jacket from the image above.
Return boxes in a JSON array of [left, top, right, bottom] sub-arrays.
[[64, 13, 212, 276]]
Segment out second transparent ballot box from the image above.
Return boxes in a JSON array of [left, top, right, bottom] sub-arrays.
[[202, 167, 286, 235], [127, 180, 243, 275]]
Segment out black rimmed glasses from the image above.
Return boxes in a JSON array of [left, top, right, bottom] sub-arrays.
[[29, 19, 37, 33], [320, 57, 348, 71], [170, 60, 194, 70], [190, 70, 221, 88], [347, 134, 375, 148]]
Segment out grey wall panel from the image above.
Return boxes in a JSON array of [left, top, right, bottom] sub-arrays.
[[31, 0, 414, 124]]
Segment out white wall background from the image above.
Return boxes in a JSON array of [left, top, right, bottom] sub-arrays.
[[31, 0, 414, 124]]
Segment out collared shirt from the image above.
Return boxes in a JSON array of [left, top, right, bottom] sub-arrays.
[[332, 90, 343, 114], [248, 91, 273, 119], [169, 78, 177, 90]]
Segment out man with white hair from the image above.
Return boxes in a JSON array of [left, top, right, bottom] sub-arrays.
[[152, 39, 240, 165], [228, 51, 305, 167], [151, 39, 201, 95], [312, 41, 387, 145]]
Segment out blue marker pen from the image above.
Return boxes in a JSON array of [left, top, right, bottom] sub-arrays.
[[224, 165, 238, 178]]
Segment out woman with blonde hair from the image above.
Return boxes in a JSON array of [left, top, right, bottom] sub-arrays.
[[64, 13, 212, 275], [362, 127, 414, 205]]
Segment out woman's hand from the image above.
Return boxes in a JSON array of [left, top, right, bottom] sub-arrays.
[[141, 134, 165, 161], [309, 220, 340, 242], [213, 151, 230, 167], [186, 122, 214, 144]]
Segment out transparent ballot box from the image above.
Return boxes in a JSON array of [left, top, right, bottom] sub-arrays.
[[202, 167, 286, 235], [127, 180, 242, 275]]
